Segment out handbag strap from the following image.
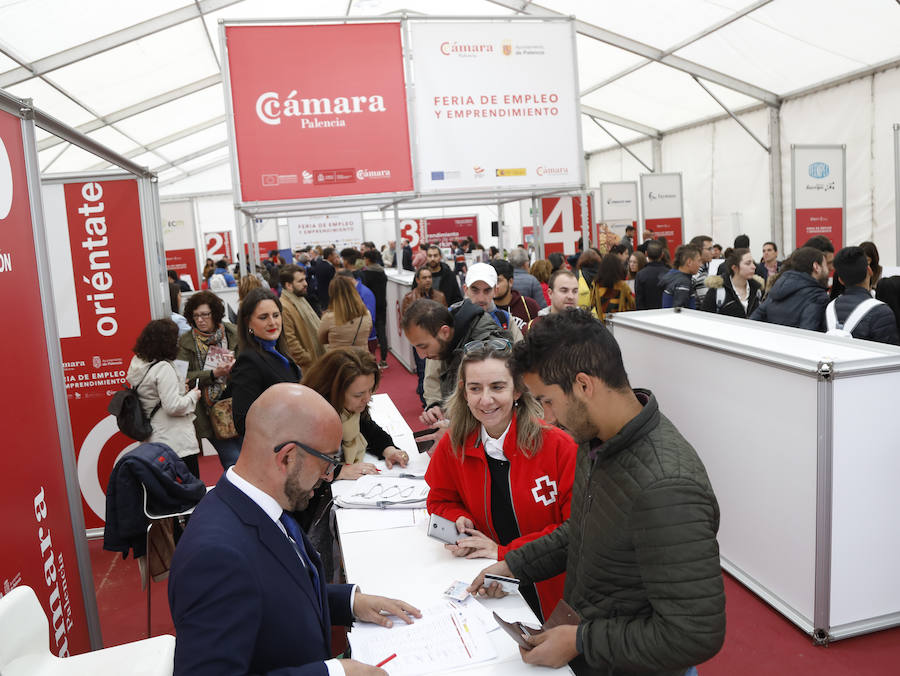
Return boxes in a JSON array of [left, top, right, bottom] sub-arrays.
[[351, 315, 364, 343]]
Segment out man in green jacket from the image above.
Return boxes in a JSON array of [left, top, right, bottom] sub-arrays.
[[470, 310, 725, 676]]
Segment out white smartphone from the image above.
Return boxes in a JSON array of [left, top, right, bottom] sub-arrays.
[[427, 512, 463, 545], [484, 573, 521, 594]]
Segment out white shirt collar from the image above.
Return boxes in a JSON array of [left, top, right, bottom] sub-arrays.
[[481, 421, 511, 461], [226, 466, 285, 527]]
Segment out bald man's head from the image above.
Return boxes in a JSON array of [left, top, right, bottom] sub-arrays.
[[235, 383, 343, 511]]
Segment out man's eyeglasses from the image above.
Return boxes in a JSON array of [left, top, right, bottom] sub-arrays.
[[463, 338, 512, 354], [273, 441, 342, 474]]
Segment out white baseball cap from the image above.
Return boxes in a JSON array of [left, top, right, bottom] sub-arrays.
[[465, 262, 498, 288]]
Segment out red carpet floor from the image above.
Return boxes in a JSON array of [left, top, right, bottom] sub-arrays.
[[88, 351, 900, 672]]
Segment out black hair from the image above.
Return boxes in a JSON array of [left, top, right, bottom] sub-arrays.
[[674, 244, 701, 269], [802, 235, 835, 253], [489, 259, 514, 281], [548, 252, 565, 271], [401, 298, 452, 335], [833, 246, 868, 287], [786, 247, 826, 276], [733, 234, 750, 249], [763, 241, 778, 252], [689, 235, 712, 247], [215, 259, 228, 269], [596, 252, 626, 289], [167, 269, 179, 282], [646, 240, 663, 261], [133, 319, 179, 362], [724, 248, 751, 277], [183, 290, 225, 329], [875, 276, 900, 336], [168, 281, 181, 313], [363, 249, 379, 263], [340, 247, 360, 264], [510, 309, 629, 393]]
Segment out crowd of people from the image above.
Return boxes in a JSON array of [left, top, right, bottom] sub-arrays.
[[129, 229, 899, 675]]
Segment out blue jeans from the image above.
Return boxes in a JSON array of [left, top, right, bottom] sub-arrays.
[[210, 435, 243, 469], [684, 667, 699, 676]]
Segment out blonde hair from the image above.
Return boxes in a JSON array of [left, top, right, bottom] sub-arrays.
[[530, 259, 552, 284], [328, 275, 368, 325], [238, 274, 263, 302], [445, 347, 545, 459]]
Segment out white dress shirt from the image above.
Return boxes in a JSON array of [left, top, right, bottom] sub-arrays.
[[480, 421, 512, 461], [226, 467, 353, 676]]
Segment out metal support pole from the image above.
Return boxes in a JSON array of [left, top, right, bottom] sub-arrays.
[[590, 117, 654, 173], [769, 107, 784, 254], [894, 124, 900, 266], [496, 201, 505, 253], [192, 197, 204, 289], [651, 137, 662, 173], [692, 75, 771, 153], [580, 189, 590, 252], [233, 208, 247, 275], [531, 196, 544, 259], [393, 204, 402, 271]]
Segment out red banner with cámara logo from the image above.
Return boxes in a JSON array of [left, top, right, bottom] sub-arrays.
[[225, 23, 413, 202], [54, 179, 153, 530], [0, 110, 92, 654]]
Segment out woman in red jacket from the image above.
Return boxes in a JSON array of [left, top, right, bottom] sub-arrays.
[[425, 338, 576, 621]]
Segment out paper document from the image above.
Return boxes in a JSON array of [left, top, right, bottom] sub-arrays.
[[337, 508, 428, 534], [333, 475, 429, 509], [349, 600, 496, 676]]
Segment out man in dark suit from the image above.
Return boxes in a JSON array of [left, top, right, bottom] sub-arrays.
[[168, 383, 420, 675]]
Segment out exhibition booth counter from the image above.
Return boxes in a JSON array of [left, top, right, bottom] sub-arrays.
[[385, 270, 417, 372], [608, 309, 900, 642]]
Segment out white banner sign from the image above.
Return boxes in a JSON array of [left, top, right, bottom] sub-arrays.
[[160, 200, 195, 249], [288, 213, 364, 250], [599, 182, 638, 223], [409, 20, 583, 193], [792, 146, 844, 210], [640, 173, 683, 220]]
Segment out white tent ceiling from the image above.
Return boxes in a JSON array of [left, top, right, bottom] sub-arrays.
[[1, 0, 898, 194]]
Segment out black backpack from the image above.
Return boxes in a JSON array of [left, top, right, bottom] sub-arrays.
[[107, 361, 162, 441]]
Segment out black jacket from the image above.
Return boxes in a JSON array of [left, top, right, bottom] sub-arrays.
[[431, 261, 463, 306], [103, 443, 206, 558], [634, 261, 668, 310], [659, 269, 696, 309], [402, 245, 414, 271], [309, 258, 335, 309], [750, 270, 828, 331], [829, 286, 900, 345], [229, 346, 302, 435], [701, 275, 763, 318], [359, 264, 388, 315]]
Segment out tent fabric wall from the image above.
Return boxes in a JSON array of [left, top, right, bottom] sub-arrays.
[[588, 67, 900, 265]]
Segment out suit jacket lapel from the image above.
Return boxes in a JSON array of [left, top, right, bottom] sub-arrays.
[[215, 477, 325, 622]]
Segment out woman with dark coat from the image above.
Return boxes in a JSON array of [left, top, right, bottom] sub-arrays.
[[176, 290, 239, 468], [229, 287, 301, 435], [702, 248, 764, 318]]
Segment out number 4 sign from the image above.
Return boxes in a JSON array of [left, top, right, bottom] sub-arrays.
[[540, 196, 592, 256]]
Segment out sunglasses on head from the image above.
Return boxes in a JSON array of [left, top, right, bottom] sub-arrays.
[[463, 338, 512, 355]]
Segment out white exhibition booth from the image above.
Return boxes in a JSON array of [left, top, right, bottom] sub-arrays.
[[609, 309, 900, 642]]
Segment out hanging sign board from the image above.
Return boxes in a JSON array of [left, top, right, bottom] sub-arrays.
[[288, 212, 364, 251], [161, 200, 198, 289], [223, 23, 414, 203], [44, 177, 153, 530], [0, 108, 93, 655], [205, 230, 233, 262], [640, 173, 684, 260], [528, 196, 592, 256], [599, 181, 638, 224], [792, 145, 845, 250], [424, 216, 478, 248], [409, 20, 583, 194]]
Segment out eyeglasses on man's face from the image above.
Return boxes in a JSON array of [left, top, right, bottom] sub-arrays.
[[273, 441, 342, 474]]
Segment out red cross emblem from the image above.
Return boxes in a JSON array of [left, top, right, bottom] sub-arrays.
[[531, 475, 558, 506]]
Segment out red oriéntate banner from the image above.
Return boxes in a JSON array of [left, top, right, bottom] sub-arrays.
[[59, 179, 152, 530], [165, 247, 199, 289], [796, 208, 842, 249], [0, 110, 92, 655], [425, 216, 479, 249], [643, 217, 683, 260], [225, 23, 414, 202]]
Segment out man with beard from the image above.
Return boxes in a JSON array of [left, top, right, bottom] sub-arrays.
[[469, 311, 725, 675], [401, 298, 509, 424], [279, 265, 325, 370], [424, 245, 463, 305], [489, 259, 540, 335], [169, 384, 420, 675]]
